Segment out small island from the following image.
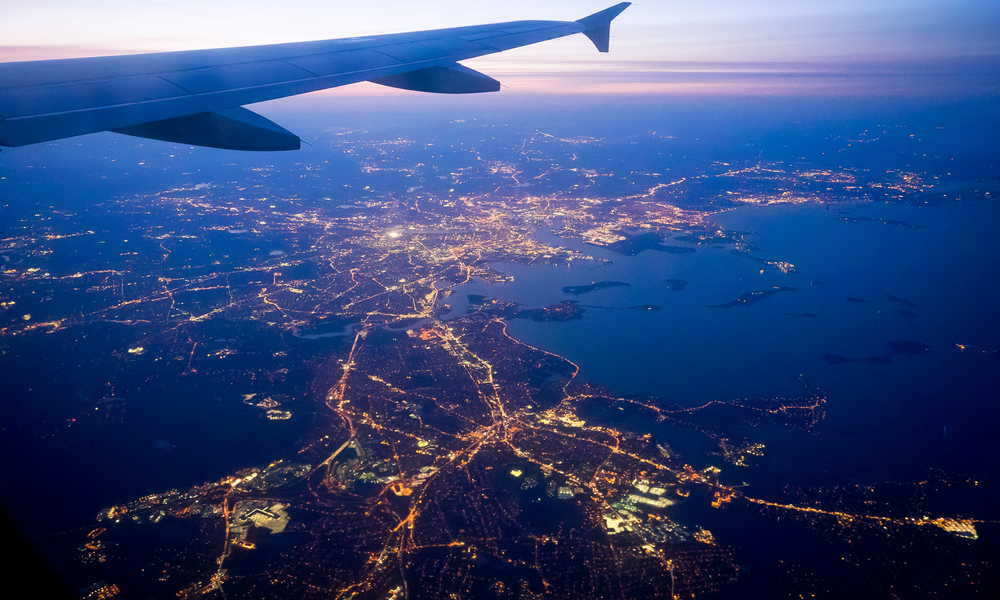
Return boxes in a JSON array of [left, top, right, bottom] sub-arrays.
[[665, 279, 690, 291], [822, 340, 929, 365], [709, 286, 797, 308], [562, 281, 631, 295], [581, 304, 662, 311]]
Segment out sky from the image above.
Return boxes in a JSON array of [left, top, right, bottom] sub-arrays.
[[2, 1, 999, 96]]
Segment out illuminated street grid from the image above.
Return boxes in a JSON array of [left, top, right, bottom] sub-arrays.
[[2, 124, 995, 599]]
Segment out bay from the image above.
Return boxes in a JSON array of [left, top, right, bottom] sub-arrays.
[[451, 199, 1000, 491]]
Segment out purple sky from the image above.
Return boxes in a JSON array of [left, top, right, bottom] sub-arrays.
[[3, 1, 998, 96]]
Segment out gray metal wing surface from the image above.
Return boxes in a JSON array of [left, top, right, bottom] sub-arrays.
[[0, 3, 630, 151]]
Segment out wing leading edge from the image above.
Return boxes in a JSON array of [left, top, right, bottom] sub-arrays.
[[0, 3, 630, 151]]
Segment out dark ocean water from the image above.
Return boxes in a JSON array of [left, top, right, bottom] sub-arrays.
[[451, 199, 1000, 493]]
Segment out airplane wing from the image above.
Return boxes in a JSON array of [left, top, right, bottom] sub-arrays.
[[0, 3, 629, 151]]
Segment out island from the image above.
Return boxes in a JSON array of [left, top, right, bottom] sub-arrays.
[[562, 281, 631, 295], [709, 286, 797, 308]]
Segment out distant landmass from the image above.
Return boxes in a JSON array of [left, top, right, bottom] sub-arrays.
[[562, 281, 630, 295], [580, 304, 662, 312], [709, 286, 797, 308]]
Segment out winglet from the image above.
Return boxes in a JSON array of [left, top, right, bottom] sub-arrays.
[[576, 2, 631, 53]]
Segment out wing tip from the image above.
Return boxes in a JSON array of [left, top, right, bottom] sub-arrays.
[[576, 2, 631, 53]]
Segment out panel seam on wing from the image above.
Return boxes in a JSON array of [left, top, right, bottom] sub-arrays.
[[157, 75, 195, 96]]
